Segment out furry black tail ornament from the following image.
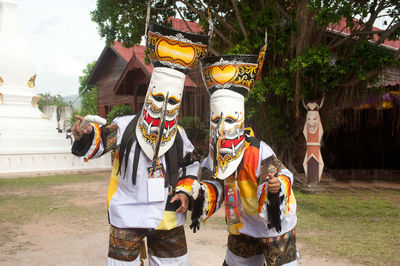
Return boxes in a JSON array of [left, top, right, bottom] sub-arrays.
[[190, 188, 204, 233]]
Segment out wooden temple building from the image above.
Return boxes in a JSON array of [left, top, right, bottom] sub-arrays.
[[86, 17, 400, 181], [319, 20, 400, 181], [86, 18, 208, 121]]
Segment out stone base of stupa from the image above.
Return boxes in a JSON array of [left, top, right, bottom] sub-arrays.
[[0, 0, 111, 178], [0, 151, 111, 178], [0, 92, 111, 178]]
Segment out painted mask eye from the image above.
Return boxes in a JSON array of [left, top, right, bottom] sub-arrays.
[[211, 117, 221, 124], [168, 97, 179, 105], [225, 117, 237, 124], [152, 93, 165, 102]]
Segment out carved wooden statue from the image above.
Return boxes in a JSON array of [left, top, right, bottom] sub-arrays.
[[303, 96, 324, 183]]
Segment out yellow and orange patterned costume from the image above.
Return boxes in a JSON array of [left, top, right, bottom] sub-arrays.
[[191, 33, 299, 265]]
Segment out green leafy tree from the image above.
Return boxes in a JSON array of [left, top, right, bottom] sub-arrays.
[[178, 116, 208, 156], [78, 61, 98, 117], [70, 61, 98, 126], [91, 0, 400, 172], [37, 93, 68, 112], [106, 104, 134, 123]]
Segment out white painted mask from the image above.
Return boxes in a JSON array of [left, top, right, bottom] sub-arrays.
[[306, 111, 320, 134], [208, 89, 246, 179], [136, 67, 185, 160]]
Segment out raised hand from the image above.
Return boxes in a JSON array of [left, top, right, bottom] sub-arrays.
[[72, 115, 93, 141]]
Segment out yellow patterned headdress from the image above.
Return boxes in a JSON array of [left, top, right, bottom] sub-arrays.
[[200, 30, 267, 180], [145, 1, 213, 74], [200, 30, 267, 97], [136, 1, 214, 161]]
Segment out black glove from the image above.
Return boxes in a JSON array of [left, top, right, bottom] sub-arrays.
[[190, 188, 204, 233], [267, 189, 283, 233]]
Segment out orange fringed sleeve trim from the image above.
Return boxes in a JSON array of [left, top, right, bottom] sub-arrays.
[[278, 174, 291, 212], [84, 123, 101, 162], [176, 177, 195, 195], [258, 183, 268, 214], [202, 181, 217, 221]]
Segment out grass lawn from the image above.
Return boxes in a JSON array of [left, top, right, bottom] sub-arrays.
[[0, 174, 107, 234], [295, 188, 400, 266], [1, 174, 399, 265]]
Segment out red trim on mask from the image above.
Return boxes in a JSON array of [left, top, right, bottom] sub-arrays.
[[143, 109, 177, 129], [221, 134, 244, 148]]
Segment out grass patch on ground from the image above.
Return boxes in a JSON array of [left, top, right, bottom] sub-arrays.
[[0, 173, 107, 226], [0, 191, 104, 225], [2, 174, 400, 265], [0, 174, 103, 188], [295, 189, 400, 266]]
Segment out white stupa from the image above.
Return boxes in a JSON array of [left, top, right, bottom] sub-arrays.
[[0, 0, 111, 176]]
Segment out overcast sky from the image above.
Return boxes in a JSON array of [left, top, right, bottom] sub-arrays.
[[14, 0, 393, 98], [17, 0, 105, 97]]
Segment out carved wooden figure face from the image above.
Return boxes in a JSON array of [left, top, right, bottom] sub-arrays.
[[306, 111, 320, 135]]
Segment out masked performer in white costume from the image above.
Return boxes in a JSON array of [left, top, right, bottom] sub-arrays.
[[190, 35, 298, 266], [71, 6, 212, 266]]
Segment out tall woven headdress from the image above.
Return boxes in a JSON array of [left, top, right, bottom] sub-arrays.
[[200, 31, 267, 179], [135, 0, 214, 161]]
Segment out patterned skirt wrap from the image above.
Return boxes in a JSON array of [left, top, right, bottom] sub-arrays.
[[108, 225, 187, 262], [227, 229, 296, 266]]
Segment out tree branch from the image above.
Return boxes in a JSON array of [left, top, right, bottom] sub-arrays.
[[375, 20, 400, 45], [260, 0, 265, 10], [341, 68, 382, 88], [196, 1, 239, 34], [363, 0, 386, 31], [174, 3, 194, 33], [179, 0, 233, 47], [230, 0, 248, 40], [274, 0, 292, 23]]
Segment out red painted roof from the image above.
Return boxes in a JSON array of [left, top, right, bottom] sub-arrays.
[[112, 41, 133, 62], [168, 17, 204, 34], [112, 41, 197, 87], [327, 18, 400, 50]]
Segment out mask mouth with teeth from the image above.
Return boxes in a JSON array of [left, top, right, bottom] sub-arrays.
[[200, 41, 267, 179], [208, 90, 246, 179], [209, 115, 245, 171], [135, 8, 213, 160], [136, 67, 185, 160], [140, 92, 180, 143]]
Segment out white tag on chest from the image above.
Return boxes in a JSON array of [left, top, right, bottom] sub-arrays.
[[148, 178, 165, 202]]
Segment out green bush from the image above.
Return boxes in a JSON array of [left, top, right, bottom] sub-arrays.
[[179, 116, 208, 156], [106, 104, 134, 123]]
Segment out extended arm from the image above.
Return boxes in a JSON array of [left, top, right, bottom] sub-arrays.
[[71, 115, 118, 161], [190, 160, 225, 233], [170, 127, 201, 213], [257, 142, 294, 233]]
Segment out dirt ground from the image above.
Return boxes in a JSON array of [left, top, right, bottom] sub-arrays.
[[0, 172, 361, 266]]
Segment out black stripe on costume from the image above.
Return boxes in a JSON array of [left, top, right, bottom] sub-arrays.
[[165, 140, 178, 188], [131, 142, 141, 185], [71, 130, 95, 156], [118, 115, 139, 175], [165, 129, 183, 188], [165, 194, 181, 211], [245, 135, 261, 149]]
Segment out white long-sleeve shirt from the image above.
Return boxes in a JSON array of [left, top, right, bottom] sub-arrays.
[[74, 115, 200, 229]]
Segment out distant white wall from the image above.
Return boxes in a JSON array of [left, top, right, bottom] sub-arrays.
[[42, 105, 73, 132]]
